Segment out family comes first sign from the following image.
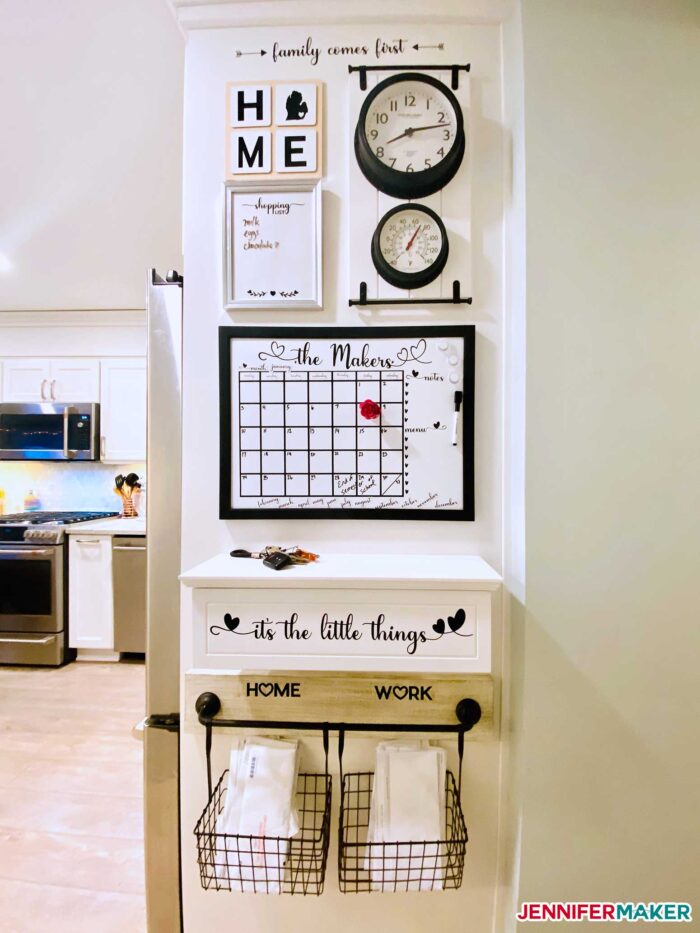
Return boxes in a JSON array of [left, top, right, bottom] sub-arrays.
[[226, 82, 323, 180]]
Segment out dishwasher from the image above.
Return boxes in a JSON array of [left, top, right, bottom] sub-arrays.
[[113, 536, 147, 654]]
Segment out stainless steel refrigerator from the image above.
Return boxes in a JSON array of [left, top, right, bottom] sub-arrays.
[[143, 269, 183, 932]]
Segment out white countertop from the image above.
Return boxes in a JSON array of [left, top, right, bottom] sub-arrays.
[[65, 517, 147, 536], [180, 553, 501, 590]]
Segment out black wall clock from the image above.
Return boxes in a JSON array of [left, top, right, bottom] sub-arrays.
[[354, 72, 466, 199], [371, 204, 449, 289]]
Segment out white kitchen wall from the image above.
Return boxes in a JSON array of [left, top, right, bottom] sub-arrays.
[[0, 461, 145, 514], [0, 0, 184, 310]]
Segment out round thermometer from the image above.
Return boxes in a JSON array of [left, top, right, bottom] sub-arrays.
[[354, 72, 465, 199], [371, 203, 449, 289]]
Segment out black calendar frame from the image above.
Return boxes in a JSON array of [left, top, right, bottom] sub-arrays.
[[219, 326, 475, 521]]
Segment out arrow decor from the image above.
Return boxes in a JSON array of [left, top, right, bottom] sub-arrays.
[[412, 43, 445, 51], [235, 49, 267, 57]]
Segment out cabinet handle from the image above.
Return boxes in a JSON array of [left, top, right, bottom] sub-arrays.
[[74, 538, 101, 545], [40, 379, 48, 400], [100, 436, 106, 458], [50, 379, 57, 400], [114, 545, 147, 551]]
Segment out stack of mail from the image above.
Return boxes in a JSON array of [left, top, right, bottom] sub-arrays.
[[364, 740, 446, 891], [217, 737, 300, 892]]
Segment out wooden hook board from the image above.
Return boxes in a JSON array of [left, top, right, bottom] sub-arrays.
[[185, 670, 494, 736]]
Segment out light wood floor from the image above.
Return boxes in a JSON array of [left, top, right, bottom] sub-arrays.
[[0, 661, 146, 933]]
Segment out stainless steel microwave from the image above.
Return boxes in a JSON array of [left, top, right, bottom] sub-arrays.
[[0, 403, 100, 461]]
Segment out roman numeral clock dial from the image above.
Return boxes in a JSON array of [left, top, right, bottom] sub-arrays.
[[354, 72, 466, 199]]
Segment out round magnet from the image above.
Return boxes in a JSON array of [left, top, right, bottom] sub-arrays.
[[449, 372, 460, 384], [448, 354, 459, 366], [437, 340, 448, 351]]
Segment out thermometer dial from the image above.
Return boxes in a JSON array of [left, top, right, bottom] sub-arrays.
[[371, 204, 449, 290]]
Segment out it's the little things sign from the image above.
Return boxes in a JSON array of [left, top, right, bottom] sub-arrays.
[[207, 604, 478, 659]]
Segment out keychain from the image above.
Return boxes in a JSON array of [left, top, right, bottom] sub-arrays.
[[230, 546, 319, 571]]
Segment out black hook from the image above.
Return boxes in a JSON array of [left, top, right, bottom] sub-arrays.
[[455, 698, 482, 731]]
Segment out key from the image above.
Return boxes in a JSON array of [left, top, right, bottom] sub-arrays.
[[263, 551, 292, 571]]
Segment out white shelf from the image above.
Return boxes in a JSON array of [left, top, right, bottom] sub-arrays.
[[180, 553, 501, 590]]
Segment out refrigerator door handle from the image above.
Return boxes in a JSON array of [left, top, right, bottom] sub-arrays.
[[144, 712, 180, 733]]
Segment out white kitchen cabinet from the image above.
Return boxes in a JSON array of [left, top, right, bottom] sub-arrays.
[[2, 359, 50, 401], [100, 358, 147, 463], [50, 360, 100, 402], [1, 358, 99, 402], [68, 535, 114, 650]]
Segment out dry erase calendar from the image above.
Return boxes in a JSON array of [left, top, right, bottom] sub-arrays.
[[219, 326, 474, 520]]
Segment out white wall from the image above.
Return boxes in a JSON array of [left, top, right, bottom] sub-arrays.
[[515, 0, 700, 919], [0, 0, 184, 310]]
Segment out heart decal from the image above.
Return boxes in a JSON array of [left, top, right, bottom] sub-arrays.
[[224, 613, 240, 631], [270, 341, 284, 357], [396, 347, 409, 362], [392, 686, 408, 700], [434, 421, 441, 429], [448, 608, 466, 633], [270, 290, 276, 296], [433, 619, 446, 635], [411, 338, 427, 360], [412, 369, 419, 378], [257, 683, 274, 697]]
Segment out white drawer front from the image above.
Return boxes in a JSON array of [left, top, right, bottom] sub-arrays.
[[192, 587, 492, 673]]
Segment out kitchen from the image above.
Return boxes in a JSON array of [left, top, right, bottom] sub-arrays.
[[0, 318, 148, 665], [1, 1, 699, 933]]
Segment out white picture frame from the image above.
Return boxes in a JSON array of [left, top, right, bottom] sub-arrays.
[[224, 181, 322, 310]]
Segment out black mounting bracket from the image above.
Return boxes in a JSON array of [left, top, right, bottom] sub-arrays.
[[349, 280, 472, 307], [349, 63, 471, 92]]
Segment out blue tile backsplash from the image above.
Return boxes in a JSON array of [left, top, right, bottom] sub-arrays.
[[0, 461, 146, 514]]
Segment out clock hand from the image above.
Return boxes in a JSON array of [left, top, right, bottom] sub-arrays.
[[385, 122, 452, 145]]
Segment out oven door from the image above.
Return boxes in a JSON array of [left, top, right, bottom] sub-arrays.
[[0, 403, 99, 461], [0, 544, 64, 633]]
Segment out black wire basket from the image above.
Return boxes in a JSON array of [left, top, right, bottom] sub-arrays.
[[338, 770, 468, 893], [194, 769, 332, 895]]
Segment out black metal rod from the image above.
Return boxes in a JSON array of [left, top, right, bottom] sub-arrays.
[[349, 63, 470, 77], [349, 296, 472, 307], [196, 717, 476, 734]]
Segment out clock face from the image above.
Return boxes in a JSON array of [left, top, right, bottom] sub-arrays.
[[355, 73, 465, 199], [371, 204, 449, 290], [364, 80, 458, 174]]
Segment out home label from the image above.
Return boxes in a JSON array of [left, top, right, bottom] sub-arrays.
[[245, 680, 302, 698], [226, 81, 323, 180]]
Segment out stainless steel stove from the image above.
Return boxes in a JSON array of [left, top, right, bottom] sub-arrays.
[[0, 510, 118, 665]]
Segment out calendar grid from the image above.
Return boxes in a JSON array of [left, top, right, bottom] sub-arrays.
[[237, 370, 405, 499]]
